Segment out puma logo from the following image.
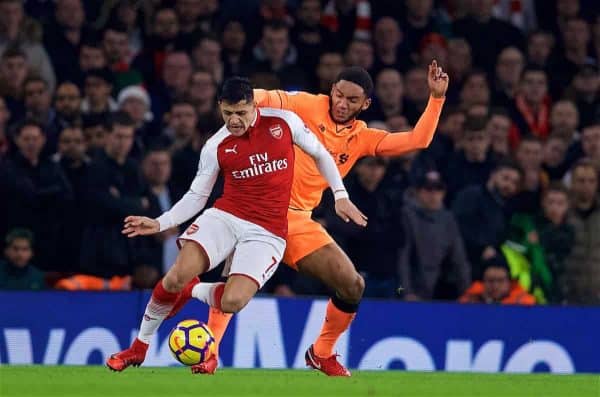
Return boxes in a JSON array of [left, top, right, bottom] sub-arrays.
[[225, 145, 238, 154]]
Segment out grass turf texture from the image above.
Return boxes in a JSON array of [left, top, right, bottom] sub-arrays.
[[1, 366, 598, 397]]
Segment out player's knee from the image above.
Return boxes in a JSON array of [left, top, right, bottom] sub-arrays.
[[339, 272, 365, 302], [220, 293, 249, 313], [162, 271, 186, 293]]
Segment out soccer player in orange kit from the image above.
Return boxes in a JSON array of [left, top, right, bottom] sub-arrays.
[[190, 61, 449, 376]]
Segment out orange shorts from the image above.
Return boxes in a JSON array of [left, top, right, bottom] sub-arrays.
[[282, 208, 334, 269]]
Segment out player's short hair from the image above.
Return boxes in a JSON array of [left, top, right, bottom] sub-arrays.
[[219, 76, 254, 104], [5, 228, 34, 247], [105, 111, 135, 131], [335, 66, 374, 97]]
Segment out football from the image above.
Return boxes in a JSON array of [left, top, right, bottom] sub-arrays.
[[168, 319, 216, 366]]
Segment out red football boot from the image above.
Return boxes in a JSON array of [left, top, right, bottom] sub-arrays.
[[190, 355, 218, 375], [166, 276, 200, 319], [106, 338, 148, 371], [305, 344, 351, 377]]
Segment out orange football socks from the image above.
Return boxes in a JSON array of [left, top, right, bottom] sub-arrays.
[[313, 298, 357, 358]]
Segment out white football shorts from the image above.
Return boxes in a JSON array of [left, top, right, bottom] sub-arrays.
[[177, 208, 285, 288]]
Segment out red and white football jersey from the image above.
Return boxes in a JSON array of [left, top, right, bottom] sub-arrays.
[[157, 107, 346, 239]]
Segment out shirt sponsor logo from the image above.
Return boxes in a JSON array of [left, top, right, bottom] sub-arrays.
[[231, 152, 288, 179]]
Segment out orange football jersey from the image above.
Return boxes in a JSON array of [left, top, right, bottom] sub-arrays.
[[254, 89, 444, 211]]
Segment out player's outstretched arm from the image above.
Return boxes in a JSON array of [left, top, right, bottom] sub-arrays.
[[373, 60, 449, 157]]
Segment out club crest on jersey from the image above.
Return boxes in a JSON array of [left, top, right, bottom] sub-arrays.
[[269, 124, 283, 139], [186, 224, 199, 235]]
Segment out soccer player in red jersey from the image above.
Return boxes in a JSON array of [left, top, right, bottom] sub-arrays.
[[106, 77, 366, 372], [192, 61, 449, 376]]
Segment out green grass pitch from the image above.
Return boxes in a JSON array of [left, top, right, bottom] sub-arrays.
[[1, 366, 598, 397]]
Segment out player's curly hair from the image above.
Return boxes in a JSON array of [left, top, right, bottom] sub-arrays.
[[334, 67, 374, 97]]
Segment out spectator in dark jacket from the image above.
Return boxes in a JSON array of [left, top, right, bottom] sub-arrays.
[[0, 228, 44, 290], [52, 126, 90, 273], [399, 170, 471, 301], [0, 120, 71, 270], [80, 112, 150, 278], [444, 115, 496, 202], [452, 160, 522, 279], [22, 76, 61, 154], [564, 160, 600, 304], [325, 157, 404, 298]]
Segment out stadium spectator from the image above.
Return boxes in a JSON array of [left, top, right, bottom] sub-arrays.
[[550, 99, 579, 142], [403, 66, 430, 124], [79, 112, 150, 279], [563, 160, 600, 304], [0, 228, 44, 290], [363, 68, 404, 123], [445, 38, 472, 100], [444, 115, 496, 202], [0, 48, 28, 121], [399, 170, 471, 301], [102, 23, 143, 92], [372, 16, 409, 76], [149, 51, 192, 122], [565, 64, 600, 129], [291, 0, 335, 74], [117, 85, 155, 158], [54, 81, 83, 129], [509, 66, 551, 147], [81, 68, 117, 118], [22, 76, 60, 154], [52, 126, 90, 272], [458, 70, 491, 111], [487, 108, 512, 158], [162, 100, 199, 155], [313, 51, 344, 94], [543, 134, 569, 180], [142, 147, 177, 277], [344, 38, 374, 72], [325, 156, 404, 298], [246, 21, 308, 91], [459, 254, 535, 305], [400, 0, 439, 55], [132, 6, 181, 87], [527, 30, 554, 68], [411, 106, 465, 179], [188, 70, 220, 133], [453, 0, 524, 74], [492, 46, 525, 109], [175, 0, 219, 43], [78, 39, 108, 84], [0, 120, 72, 271], [43, 0, 90, 84], [418, 33, 448, 71], [549, 18, 593, 99], [509, 183, 574, 303], [82, 113, 107, 156], [106, 0, 144, 60], [0, 0, 55, 91], [221, 19, 249, 79], [514, 136, 548, 212], [191, 35, 224, 86], [452, 161, 522, 278]]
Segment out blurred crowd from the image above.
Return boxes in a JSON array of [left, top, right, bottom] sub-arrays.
[[1, 0, 600, 306]]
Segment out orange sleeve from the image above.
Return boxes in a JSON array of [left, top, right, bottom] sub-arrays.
[[374, 95, 445, 157], [254, 89, 318, 114]]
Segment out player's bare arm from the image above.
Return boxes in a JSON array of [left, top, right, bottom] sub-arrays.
[[122, 216, 159, 237], [374, 60, 448, 157]]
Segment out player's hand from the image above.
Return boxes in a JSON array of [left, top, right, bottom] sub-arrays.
[[122, 216, 160, 237], [428, 60, 449, 98], [334, 198, 368, 227]]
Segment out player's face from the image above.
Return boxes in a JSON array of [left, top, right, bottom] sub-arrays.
[[5, 238, 33, 268], [329, 80, 371, 124], [219, 100, 256, 136]]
